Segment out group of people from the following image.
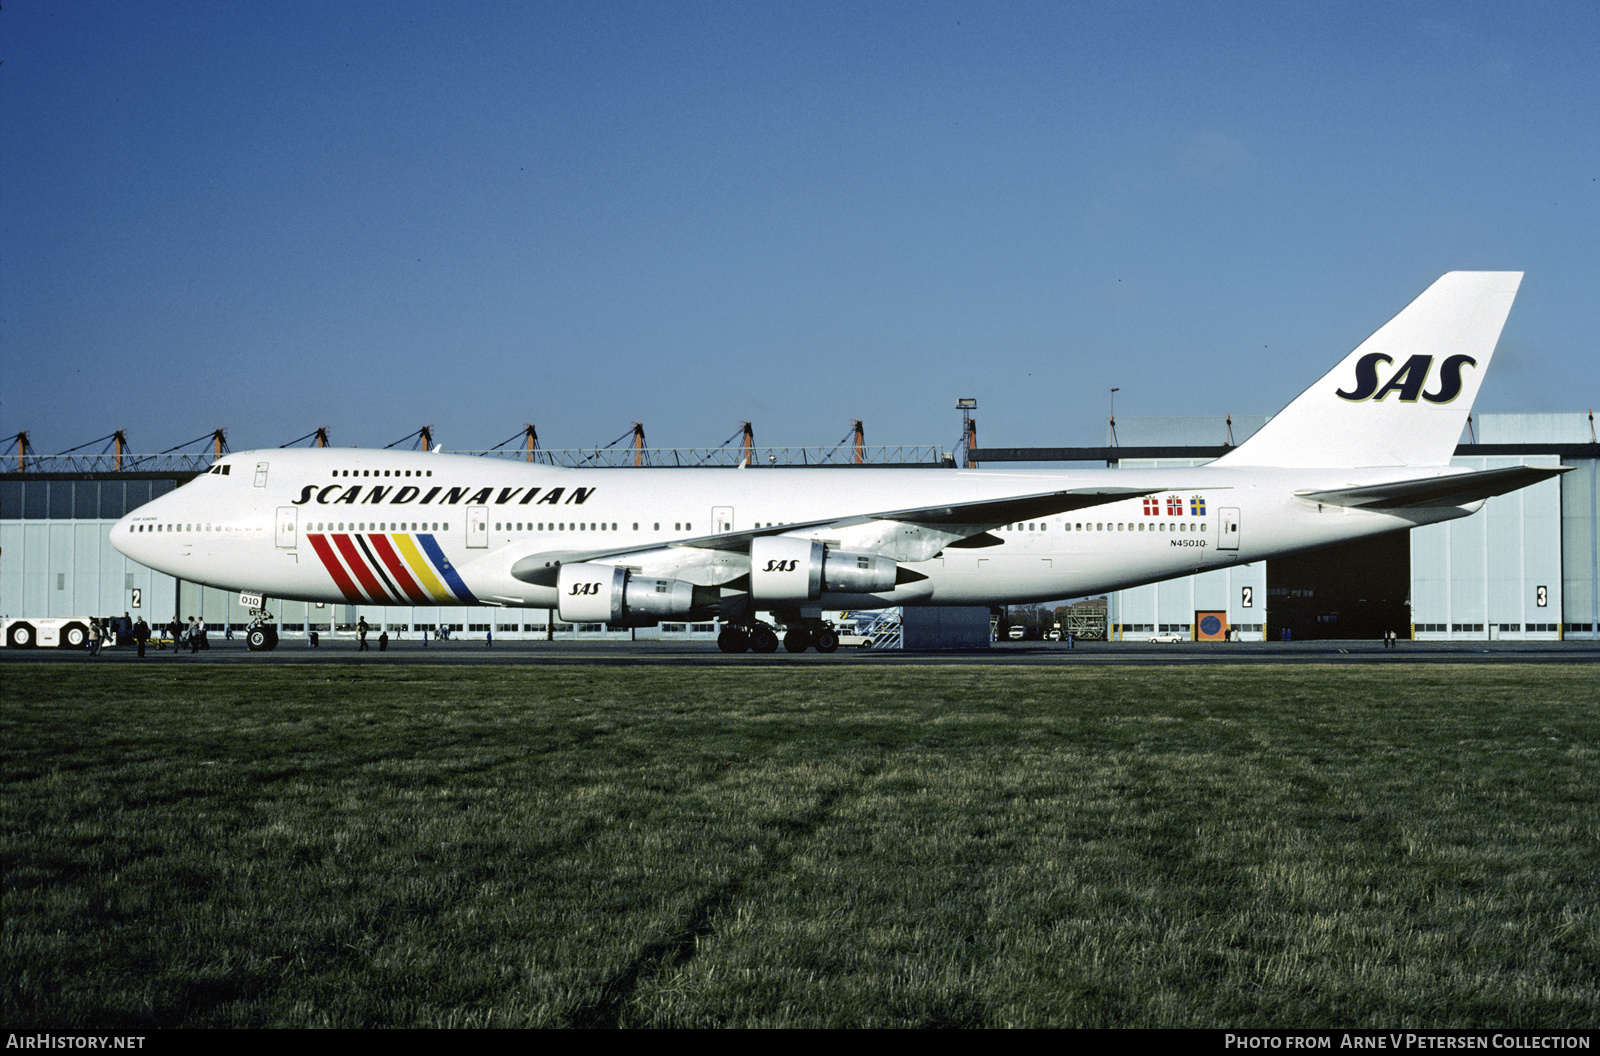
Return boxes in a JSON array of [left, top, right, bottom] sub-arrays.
[[82, 613, 152, 657], [82, 614, 212, 657], [81, 615, 472, 655], [171, 616, 209, 653]]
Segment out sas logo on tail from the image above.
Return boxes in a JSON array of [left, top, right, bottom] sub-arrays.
[[1335, 353, 1476, 404]]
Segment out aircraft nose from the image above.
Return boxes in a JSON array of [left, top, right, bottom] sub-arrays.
[[111, 500, 165, 564], [110, 513, 137, 558]]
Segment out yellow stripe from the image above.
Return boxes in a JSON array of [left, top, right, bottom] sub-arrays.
[[394, 534, 452, 602]]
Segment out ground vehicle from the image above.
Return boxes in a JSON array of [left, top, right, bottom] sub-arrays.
[[1148, 632, 1186, 643], [3, 617, 93, 649]]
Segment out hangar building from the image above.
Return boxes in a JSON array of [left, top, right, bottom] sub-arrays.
[[3, 412, 1596, 644]]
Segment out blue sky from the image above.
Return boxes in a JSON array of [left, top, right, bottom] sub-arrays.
[[4, 1, 1596, 457]]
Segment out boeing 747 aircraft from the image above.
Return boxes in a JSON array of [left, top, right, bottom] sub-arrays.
[[111, 272, 1568, 652]]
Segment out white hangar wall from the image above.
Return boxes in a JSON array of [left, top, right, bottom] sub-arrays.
[[1409, 455, 1565, 640], [1562, 457, 1599, 636]]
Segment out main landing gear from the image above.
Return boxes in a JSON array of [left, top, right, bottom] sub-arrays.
[[718, 621, 841, 654]]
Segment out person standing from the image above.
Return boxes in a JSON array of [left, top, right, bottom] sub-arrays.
[[358, 617, 370, 651], [134, 617, 150, 658]]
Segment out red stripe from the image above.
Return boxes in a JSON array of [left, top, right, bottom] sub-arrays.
[[367, 534, 427, 603], [333, 533, 398, 604], [307, 534, 364, 603]]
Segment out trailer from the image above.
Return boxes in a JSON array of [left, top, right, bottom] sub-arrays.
[[3, 617, 93, 649]]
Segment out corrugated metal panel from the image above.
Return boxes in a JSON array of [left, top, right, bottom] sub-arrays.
[[1114, 563, 1265, 639], [1410, 456, 1564, 639], [1477, 413, 1594, 444], [1562, 458, 1598, 636]]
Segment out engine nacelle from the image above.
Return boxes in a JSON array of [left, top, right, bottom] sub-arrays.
[[748, 537, 897, 602], [822, 548, 900, 594], [557, 562, 697, 626]]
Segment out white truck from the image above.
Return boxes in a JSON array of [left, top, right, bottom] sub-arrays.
[[2, 616, 94, 649]]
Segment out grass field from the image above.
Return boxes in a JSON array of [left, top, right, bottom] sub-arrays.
[[2, 663, 1596, 1028]]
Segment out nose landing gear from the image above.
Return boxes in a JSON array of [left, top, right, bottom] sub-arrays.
[[245, 604, 279, 651]]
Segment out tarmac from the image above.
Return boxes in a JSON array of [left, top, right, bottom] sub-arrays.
[[7, 637, 1600, 667]]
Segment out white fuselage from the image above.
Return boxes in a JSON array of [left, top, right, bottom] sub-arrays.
[[110, 447, 1473, 612]]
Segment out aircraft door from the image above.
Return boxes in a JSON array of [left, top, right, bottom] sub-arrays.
[[1217, 508, 1241, 551], [712, 506, 734, 534], [275, 506, 298, 549], [467, 506, 489, 548]]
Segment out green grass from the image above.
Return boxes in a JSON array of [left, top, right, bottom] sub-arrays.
[[2, 664, 1596, 1027]]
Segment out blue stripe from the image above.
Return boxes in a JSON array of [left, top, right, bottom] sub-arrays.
[[417, 534, 478, 603]]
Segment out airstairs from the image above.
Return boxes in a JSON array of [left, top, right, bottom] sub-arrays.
[[860, 612, 903, 650]]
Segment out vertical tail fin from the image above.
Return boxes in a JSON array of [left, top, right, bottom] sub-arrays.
[[1212, 271, 1522, 468]]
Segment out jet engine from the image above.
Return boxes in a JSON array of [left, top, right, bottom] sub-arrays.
[[556, 562, 702, 626], [747, 536, 897, 602]]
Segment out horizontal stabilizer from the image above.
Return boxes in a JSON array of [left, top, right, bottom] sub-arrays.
[[1294, 465, 1572, 509]]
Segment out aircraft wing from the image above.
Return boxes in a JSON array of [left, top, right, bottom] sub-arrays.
[[849, 486, 1166, 527], [1294, 465, 1572, 509], [677, 485, 1168, 550], [509, 486, 1164, 586]]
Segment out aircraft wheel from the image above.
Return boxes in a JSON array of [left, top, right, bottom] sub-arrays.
[[61, 623, 89, 649], [783, 628, 812, 653], [814, 629, 840, 653], [749, 626, 779, 654], [262, 627, 279, 650], [718, 627, 750, 653], [7, 623, 36, 649], [247, 627, 271, 651]]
